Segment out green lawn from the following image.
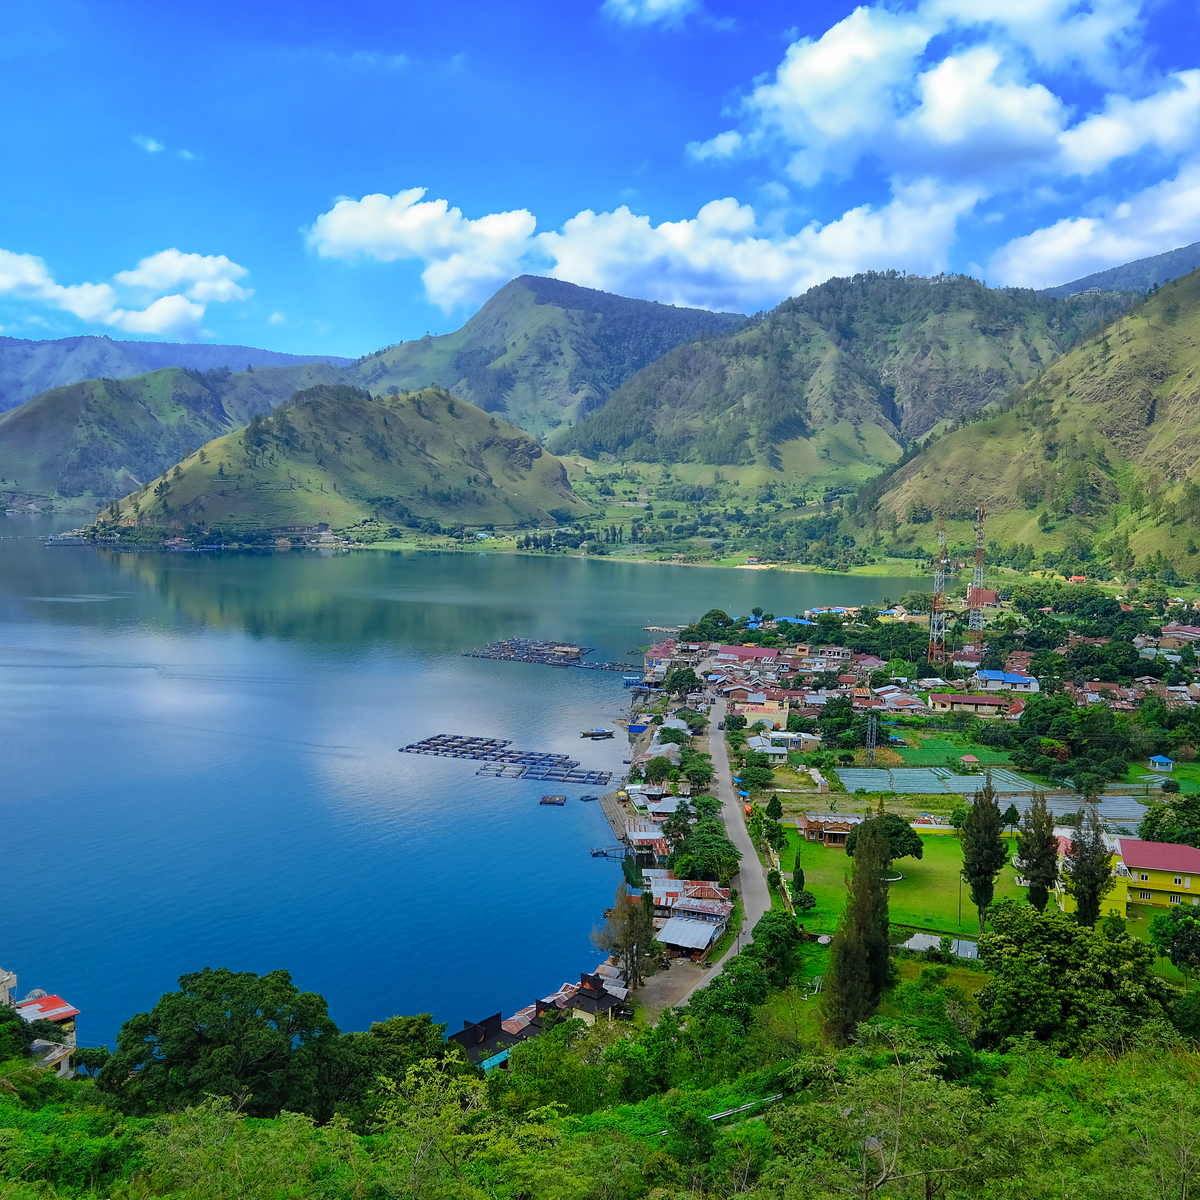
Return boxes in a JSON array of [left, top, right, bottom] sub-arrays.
[[781, 828, 1025, 937], [893, 737, 1013, 768]]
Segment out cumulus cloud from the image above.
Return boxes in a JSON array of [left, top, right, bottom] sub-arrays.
[[0, 247, 250, 336], [306, 187, 536, 311], [989, 161, 1200, 287], [132, 135, 165, 153], [309, 182, 979, 313], [601, 0, 697, 26]]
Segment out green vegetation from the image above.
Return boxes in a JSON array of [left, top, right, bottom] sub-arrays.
[[105, 385, 583, 533], [350, 275, 745, 437]]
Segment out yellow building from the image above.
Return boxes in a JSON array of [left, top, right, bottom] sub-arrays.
[[1120, 839, 1200, 908], [1050, 833, 1130, 918]]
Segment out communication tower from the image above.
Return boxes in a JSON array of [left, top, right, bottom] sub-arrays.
[[927, 515, 947, 664], [968, 503, 987, 633], [865, 713, 878, 767]]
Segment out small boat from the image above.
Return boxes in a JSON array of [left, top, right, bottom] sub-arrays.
[[580, 728, 615, 739], [540, 794, 566, 806], [579, 794, 599, 802]]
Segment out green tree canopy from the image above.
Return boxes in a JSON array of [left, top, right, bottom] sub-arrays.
[[845, 812, 924, 863]]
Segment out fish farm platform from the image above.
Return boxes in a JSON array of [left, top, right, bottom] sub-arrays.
[[464, 638, 631, 672], [399, 734, 614, 786]]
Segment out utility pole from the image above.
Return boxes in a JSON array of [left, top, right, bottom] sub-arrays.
[[969, 503, 986, 634], [927, 515, 947, 665]]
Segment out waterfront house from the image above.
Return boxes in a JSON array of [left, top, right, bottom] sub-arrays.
[[1121, 839, 1200, 907], [447, 1013, 525, 1067], [15, 991, 80, 1078]]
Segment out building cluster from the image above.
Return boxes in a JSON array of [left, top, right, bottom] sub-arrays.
[[1, 964, 80, 1077]]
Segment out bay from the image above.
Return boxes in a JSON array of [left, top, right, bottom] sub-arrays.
[[0, 514, 921, 1049]]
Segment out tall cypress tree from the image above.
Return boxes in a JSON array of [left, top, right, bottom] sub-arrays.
[[821, 818, 891, 1047], [1018, 789, 1058, 912], [1065, 802, 1114, 927], [960, 780, 1008, 935]]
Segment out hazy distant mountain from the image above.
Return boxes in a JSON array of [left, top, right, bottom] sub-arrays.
[[350, 275, 746, 436], [0, 334, 354, 413], [1041, 242, 1200, 297]]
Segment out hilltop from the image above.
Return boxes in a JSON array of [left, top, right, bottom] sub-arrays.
[[0, 362, 351, 507], [0, 334, 353, 413], [1041, 240, 1200, 298], [109, 384, 583, 531], [860, 269, 1200, 580], [552, 272, 1130, 480], [349, 275, 746, 437]]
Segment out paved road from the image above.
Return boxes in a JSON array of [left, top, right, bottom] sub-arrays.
[[675, 699, 772, 1007]]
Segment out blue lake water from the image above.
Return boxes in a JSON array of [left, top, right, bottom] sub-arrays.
[[0, 514, 920, 1049]]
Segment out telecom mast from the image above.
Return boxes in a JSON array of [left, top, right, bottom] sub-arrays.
[[927, 515, 947, 665], [865, 713, 878, 766], [968, 503, 987, 633]]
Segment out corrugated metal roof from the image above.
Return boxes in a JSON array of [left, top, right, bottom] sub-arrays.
[[1121, 839, 1200, 872], [658, 916, 721, 950], [17, 995, 79, 1023]]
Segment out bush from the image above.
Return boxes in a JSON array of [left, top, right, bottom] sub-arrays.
[[1176, 989, 1200, 1040], [1163, 780, 1182, 794]]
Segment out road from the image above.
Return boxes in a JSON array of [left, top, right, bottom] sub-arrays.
[[675, 698, 772, 1007]]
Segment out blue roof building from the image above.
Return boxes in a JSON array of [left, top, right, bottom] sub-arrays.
[[973, 668, 1040, 693]]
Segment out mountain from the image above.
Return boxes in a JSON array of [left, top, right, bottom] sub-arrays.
[[864, 269, 1200, 575], [0, 334, 354, 413], [348, 275, 746, 437], [110, 385, 583, 531], [1041, 242, 1200, 298], [0, 361, 351, 505], [552, 272, 1132, 472]]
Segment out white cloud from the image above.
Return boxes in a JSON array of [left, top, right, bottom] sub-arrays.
[[132, 135, 165, 153], [989, 160, 1200, 287], [601, 0, 697, 26], [269, 311, 287, 325], [178, 149, 196, 161], [0, 247, 250, 337], [309, 182, 979, 313], [687, 130, 743, 161], [114, 249, 251, 302], [306, 187, 536, 311]]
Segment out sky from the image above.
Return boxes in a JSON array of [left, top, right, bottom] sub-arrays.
[[3, 0, 1200, 357]]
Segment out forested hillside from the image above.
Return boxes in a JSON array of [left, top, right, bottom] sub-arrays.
[[859, 269, 1200, 580], [553, 272, 1130, 470], [0, 362, 352, 505], [107, 384, 583, 532], [350, 275, 746, 436], [1041, 239, 1200, 297]]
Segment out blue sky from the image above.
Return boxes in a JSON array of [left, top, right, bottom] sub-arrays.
[[3, 0, 1200, 356]]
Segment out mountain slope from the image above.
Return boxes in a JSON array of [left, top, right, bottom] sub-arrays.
[[350, 275, 746, 436], [112, 385, 583, 530], [552, 272, 1131, 471], [0, 361, 351, 503], [0, 334, 353, 413], [867, 269, 1200, 573], [1041, 241, 1200, 298]]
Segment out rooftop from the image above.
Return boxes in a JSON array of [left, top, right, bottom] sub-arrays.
[[1120, 839, 1200, 873]]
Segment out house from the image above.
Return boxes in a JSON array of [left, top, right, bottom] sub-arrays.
[[1120, 839, 1200, 908], [1150, 755, 1175, 771], [716, 645, 781, 662], [971, 669, 1041, 694], [1050, 834, 1130, 918], [797, 812, 865, 848], [747, 734, 788, 764], [14, 991, 80, 1078], [967, 587, 999, 607], [769, 730, 821, 753], [926, 692, 1007, 716]]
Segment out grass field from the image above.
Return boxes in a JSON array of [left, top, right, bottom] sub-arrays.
[[893, 737, 1014, 768], [779, 828, 1025, 937]]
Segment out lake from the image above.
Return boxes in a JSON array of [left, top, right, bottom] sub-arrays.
[[0, 514, 921, 1049]]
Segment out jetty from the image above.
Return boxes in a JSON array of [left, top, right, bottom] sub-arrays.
[[464, 638, 631, 673]]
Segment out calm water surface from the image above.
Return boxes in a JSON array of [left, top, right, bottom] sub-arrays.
[[0, 514, 920, 1048]]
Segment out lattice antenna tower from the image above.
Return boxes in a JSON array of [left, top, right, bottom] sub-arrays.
[[865, 713, 878, 767], [927, 514, 947, 664], [968, 503, 987, 633]]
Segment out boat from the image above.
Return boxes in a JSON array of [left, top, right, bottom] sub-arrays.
[[579, 794, 599, 802], [580, 728, 615, 739], [540, 794, 566, 806]]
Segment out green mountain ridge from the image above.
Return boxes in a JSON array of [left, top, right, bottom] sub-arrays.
[[110, 384, 583, 531], [553, 272, 1133, 473], [350, 275, 746, 436], [858, 269, 1200, 578], [0, 362, 349, 504]]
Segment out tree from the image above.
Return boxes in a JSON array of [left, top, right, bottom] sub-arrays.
[[96, 968, 340, 1117], [766, 794, 783, 821], [662, 666, 700, 697], [823, 819, 891, 1047], [960, 780, 1008, 935], [644, 755, 673, 783], [795, 890, 817, 914], [792, 856, 805, 896], [1150, 905, 1200, 985], [1063, 802, 1114, 927], [743, 909, 803, 988], [1017, 790, 1058, 912], [592, 882, 659, 988], [1002, 803, 1021, 836], [846, 812, 924, 863]]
